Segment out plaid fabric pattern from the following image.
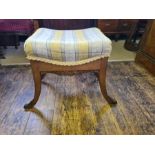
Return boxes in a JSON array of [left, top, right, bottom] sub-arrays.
[[24, 27, 112, 62]]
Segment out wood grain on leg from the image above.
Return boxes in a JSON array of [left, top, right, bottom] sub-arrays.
[[24, 61, 41, 110], [98, 58, 117, 104]]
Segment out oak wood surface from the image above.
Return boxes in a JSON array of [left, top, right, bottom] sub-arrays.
[[0, 62, 155, 134], [135, 20, 155, 75], [24, 58, 116, 110]]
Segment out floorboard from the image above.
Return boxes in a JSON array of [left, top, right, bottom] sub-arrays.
[[0, 62, 155, 135]]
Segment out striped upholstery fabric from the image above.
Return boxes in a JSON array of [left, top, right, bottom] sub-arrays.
[[24, 27, 112, 65]]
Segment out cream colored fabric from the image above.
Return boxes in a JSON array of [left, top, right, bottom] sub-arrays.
[[24, 27, 112, 65]]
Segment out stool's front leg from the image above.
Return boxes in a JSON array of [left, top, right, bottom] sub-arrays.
[[98, 58, 117, 105], [24, 61, 41, 110]]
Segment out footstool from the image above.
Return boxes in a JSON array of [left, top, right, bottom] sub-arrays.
[[24, 27, 117, 110]]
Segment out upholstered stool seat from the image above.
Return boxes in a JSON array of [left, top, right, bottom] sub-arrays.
[[24, 27, 112, 65], [24, 27, 117, 110]]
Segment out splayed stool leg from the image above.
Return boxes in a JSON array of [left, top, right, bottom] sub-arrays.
[[98, 58, 117, 105], [24, 61, 41, 110]]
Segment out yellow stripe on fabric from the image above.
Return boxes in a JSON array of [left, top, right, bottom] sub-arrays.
[[75, 30, 88, 60], [50, 30, 63, 61], [24, 40, 33, 55], [24, 29, 42, 55]]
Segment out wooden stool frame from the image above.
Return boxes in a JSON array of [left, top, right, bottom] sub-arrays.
[[24, 57, 117, 110]]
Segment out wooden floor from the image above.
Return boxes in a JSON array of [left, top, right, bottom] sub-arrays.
[[0, 62, 155, 135]]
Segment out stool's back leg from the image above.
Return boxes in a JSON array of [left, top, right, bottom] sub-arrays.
[[98, 58, 117, 105], [41, 73, 46, 80], [24, 61, 41, 110]]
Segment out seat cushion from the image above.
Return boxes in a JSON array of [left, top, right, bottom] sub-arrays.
[[24, 27, 112, 65]]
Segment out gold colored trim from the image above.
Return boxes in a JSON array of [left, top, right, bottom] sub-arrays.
[[27, 55, 110, 66]]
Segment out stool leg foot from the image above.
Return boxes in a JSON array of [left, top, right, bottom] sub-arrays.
[[24, 101, 36, 110], [98, 59, 117, 105], [24, 63, 41, 110]]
